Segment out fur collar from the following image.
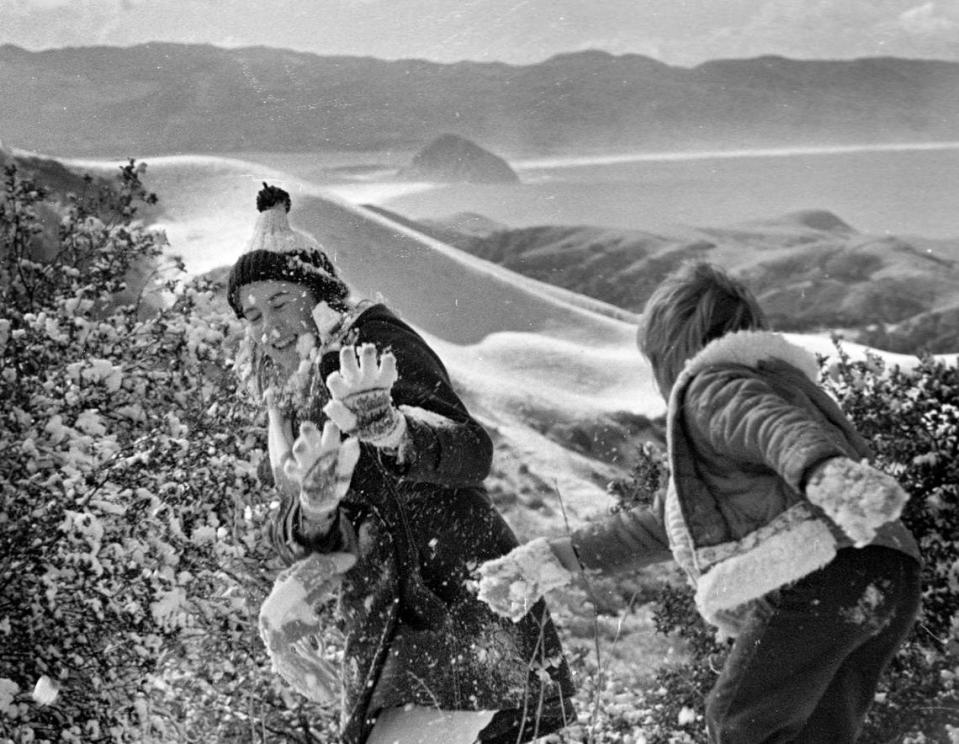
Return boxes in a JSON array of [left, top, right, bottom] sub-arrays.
[[678, 330, 819, 391]]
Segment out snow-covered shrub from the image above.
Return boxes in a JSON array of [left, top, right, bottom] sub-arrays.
[[607, 446, 722, 744], [0, 162, 338, 741], [822, 344, 959, 743]]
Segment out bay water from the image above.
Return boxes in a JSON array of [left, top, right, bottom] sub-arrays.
[[327, 143, 959, 239]]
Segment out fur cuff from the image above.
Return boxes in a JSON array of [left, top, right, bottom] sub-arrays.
[[368, 406, 408, 450], [805, 457, 909, 547], [476, 537, 573, 622], [695, 517, 837, 626]]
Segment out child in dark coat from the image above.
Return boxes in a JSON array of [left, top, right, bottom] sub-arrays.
[[230, 184, 575, 744], [478, 261, 921, 744]]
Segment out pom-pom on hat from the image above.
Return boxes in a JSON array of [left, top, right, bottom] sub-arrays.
[[227, 183, 350, 317]]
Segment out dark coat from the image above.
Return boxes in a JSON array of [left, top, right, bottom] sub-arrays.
[[273, 303, 575, 744]]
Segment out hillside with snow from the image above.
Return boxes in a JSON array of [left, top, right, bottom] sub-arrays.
[[62, 153, 656, 532], [4, 147, 953, 742], [362, 204, 959, 355], [63, 152, 942, 540]]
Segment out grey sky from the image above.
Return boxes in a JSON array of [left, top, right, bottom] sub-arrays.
[[1, 0, 958, 66]]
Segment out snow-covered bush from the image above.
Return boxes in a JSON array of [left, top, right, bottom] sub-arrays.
[[0, 162, 339, 741], [822, 344, 959, 743]]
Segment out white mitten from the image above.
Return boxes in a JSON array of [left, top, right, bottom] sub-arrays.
[[805, 457, 909, 547], [259, 551, 357, 703], [475, 537, 574, 622], [323, 344, 407, 449], [283, 420, 361, 534]]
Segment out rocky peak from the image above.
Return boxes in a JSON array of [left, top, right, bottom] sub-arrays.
[[400, 133, 519, 184]]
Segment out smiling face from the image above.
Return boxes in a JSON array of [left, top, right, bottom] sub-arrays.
[[240, 280, 317, 378]]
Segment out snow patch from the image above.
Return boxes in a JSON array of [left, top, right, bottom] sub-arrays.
[[840, 583, 886, 627]]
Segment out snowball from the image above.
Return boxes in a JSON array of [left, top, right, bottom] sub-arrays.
[[32, 676, 59, 706]]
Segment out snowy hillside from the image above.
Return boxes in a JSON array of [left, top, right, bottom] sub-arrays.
[[65, 153, 939, 538], [12, 152, 949, 744], [64, 154, 657, 530]]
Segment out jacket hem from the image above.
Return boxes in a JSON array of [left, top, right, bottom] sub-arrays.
[[695, 514, 837, 621]]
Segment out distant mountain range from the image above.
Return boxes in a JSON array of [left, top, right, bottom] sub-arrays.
[[2, 43, 959, 158], [364, 204, 959, 355]]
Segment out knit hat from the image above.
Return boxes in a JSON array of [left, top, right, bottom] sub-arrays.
[[227, 183, 350, 317]]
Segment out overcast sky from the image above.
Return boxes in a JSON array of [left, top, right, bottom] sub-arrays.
[[1, 0, 958, 67]]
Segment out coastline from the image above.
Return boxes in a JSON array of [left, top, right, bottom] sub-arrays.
[[513, 140, 959, 170]]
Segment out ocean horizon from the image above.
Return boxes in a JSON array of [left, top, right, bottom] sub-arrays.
[[510, 140, 959, 170]]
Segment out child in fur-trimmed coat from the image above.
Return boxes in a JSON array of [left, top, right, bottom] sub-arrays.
[[477, 261, 921, 744]]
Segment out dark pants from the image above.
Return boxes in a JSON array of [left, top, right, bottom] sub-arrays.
[[706, 546, 921, 744]]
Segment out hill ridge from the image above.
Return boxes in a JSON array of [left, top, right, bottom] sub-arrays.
[[2, 44, 958, 157]]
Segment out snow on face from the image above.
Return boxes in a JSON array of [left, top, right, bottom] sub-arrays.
[[240, 280, 317, 377], [311, 301, 342, 344]]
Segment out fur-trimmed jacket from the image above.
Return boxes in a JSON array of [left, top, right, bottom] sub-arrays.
[[270, 303, 575, 744], [570, 330, 919, 636]]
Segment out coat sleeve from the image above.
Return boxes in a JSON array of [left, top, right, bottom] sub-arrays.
[[684, 367, 849, 493], [346, 314, 493, 487], [566, 494, 673, 572]]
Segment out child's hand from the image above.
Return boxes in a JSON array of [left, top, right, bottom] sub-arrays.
[[323, 344, 407, 450], [805, 457, 909, 547], [323, 344, 406, 449], [475, 537, 574, 622], [284, 421, 360, 530], [258, 552, 356, 702]]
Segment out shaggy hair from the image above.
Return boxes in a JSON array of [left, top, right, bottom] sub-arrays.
[[637, 262, 768, 398]]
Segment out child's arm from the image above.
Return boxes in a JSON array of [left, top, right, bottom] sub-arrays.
[[561, 502, 672, 573], [475, 501, 672, 621]]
